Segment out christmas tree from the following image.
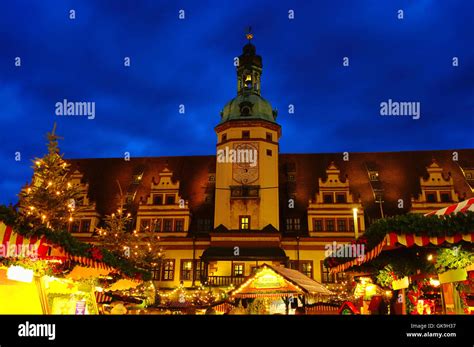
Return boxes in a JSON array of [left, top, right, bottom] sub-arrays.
[[18, 124, 80, 231], [98, 190, 164, 272]]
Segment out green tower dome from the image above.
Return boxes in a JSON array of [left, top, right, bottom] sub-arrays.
[[220, 94, 277, 123], [218, 35, 278, 124]]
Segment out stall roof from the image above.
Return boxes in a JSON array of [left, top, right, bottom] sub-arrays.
[[231, 263, 334, 298], [270, 265, 334, 295]]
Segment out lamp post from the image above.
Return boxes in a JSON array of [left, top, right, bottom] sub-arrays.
[[352, 208, 359, 239]]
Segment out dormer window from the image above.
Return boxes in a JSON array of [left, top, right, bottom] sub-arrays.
[[165, 195, 175, 205], [426, 192, 437, 203], [239, 101, 253, 117], [153, 194, 163, 205], [336, 193, 347, 203], [323, 193, 334, 203], [440, 192, 451, 203]]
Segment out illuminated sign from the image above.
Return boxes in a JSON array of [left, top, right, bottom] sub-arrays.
[[7, 266, 34, 283], [251, 269, 285, 289]]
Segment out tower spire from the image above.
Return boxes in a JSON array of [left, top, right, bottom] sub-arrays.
[[237, 27, 262, 96], [246, 26, 253, 42]]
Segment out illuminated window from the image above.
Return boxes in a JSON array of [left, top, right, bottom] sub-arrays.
[[337, 219, 347, 231], [180, 260, 193, 281], [244, 74, 252, 88], [289, 261, 313, 278], [152, 265, 161, 281], [194, 260, 204, 282], [233, 263, 244, 277], [240, 216, 250, 230], [301, 261, 313, 278], [320, 261, 335, 283], [162, 260, 175, 281]]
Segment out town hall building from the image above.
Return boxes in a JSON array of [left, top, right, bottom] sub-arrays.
[[65, 37, 474, 289]]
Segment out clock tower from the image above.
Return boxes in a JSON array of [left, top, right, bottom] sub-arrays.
[[214, 32, 281, 231]]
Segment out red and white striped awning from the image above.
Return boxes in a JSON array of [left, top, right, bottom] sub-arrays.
[[0, 222, 49, 258], [330, 198, 474, 273], [425, 198, 474, 216], [330, 239, 386, 274], [386, 232, 474, 248]]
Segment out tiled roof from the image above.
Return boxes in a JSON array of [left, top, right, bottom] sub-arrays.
[[67, 149, 474, 231]]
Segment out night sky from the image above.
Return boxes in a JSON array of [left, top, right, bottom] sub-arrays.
[[1, 0, 473, 205]]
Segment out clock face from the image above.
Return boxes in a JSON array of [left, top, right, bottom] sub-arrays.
[[232, 142, 259, 184]]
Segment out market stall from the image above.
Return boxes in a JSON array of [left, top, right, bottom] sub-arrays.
[[229, 263, 333, 314], [325, 199, 474, 315], [0, 220, 150, 314]]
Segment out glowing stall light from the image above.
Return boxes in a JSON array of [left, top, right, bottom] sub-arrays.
[[352, 208, 359, 239], [7, 266, 34, 283]]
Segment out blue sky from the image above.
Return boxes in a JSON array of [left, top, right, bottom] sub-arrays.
[[0, 0, 473, 205]]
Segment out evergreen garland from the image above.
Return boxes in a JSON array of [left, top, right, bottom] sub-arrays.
[[325, 211, 474, 269], [0, 205, 151, 281]]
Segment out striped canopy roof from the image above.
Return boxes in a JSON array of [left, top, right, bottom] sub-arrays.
[[330, 198, 474, 274], [0, 222, 49, 258], [424, 198, 474, 216]]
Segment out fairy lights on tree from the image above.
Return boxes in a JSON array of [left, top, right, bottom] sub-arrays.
[[98, 185, 164, 273], [18, 123, 80, 231]]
